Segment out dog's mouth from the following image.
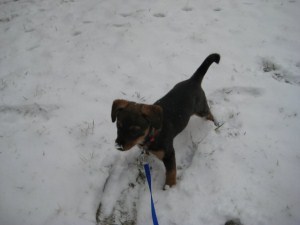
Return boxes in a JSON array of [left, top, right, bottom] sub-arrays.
[[115, 143, 124, 151], [115, 131, 149, 151], [115, 142, 132, 151], [115, 141, 138, 151]]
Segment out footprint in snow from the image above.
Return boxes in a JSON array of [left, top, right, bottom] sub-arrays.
[[0, 17, 10, 23], [182, 6, 193, 12], [213, 86, 264, 100], [261, 58, 300, 86], [72, 31, 81, 36], [0, 103, 59, 120], [112, 23, 131, 28], [214, 7, 222, 12], [153, 13, 166, 18], [120, 9, 145, 18]]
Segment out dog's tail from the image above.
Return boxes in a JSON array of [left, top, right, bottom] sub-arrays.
[[190, 53, 220, 84]]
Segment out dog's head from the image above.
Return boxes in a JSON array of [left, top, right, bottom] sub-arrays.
[[111, 99, 163, 151]]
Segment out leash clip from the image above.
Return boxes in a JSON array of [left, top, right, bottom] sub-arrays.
[[139, 149, 148, 165]]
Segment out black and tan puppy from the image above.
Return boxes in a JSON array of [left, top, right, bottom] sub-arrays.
[[111, 53, 220, 189]]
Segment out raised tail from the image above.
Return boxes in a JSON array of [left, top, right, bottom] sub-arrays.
[[190, 53, 220, 83]]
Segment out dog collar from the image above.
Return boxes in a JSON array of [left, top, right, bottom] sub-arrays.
[[140, 127, 160, 149]]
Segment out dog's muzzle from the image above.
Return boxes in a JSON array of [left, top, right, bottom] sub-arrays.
[[115, 141, 124, 151]]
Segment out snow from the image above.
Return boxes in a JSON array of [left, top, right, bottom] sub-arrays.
[[0, 0, 300, 225]]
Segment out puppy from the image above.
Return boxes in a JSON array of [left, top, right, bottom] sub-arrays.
[[111, 53, 220, 188]]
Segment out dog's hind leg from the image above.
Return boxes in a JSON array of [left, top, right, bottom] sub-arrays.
[[195, 100, 219, 126], [196, 111, 219, 126]]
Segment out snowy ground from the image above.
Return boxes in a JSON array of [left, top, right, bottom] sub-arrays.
[[1, 0, 300, 225]]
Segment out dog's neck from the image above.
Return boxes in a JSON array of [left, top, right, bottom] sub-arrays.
[[139, 127, 160, 150]]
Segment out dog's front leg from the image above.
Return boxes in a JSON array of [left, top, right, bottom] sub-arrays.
[[163, 148, 177, 189]]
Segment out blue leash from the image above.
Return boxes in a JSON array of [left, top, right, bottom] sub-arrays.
[[144, 163, 160, 225]]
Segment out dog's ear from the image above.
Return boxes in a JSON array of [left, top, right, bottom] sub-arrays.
[[111, 99, 129, 122], [142, 104, 163, 129]]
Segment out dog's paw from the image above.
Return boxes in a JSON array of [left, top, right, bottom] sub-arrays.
[[163, 184, 170, 190], [214, 121, 225, 130], [214, 120, 220, 127]]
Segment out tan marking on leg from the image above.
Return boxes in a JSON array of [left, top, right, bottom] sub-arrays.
[[148, 150, 165, 160], [195, 111, 218, 126], [165, 169, 177, 187]]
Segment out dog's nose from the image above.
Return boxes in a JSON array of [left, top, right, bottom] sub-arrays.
[[115, 139, 124, 151], [115, 143, 124, 151]]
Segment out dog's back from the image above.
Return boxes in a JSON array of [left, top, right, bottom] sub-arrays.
[[155, 53, 220, 137]]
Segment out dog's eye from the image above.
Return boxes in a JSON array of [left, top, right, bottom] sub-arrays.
[[129, 126, 141, 131], [129, 126, 143, 138], [117, 121, 122, 128]]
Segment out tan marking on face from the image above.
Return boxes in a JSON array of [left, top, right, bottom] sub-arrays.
[[122, 128, 150, 151], [117, 120, 123, 128], [165, 169, 177, 187], [148, 150, 165, 160]]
